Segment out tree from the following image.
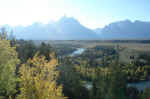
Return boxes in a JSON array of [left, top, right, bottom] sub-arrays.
[[90, 63, 127, 99], [58, 63, 89, 99], [38, 42, 53, 60], [17, 52, 67, 99], [16, 40, 37, 63], [9, 30, 17, 47], [107, 63, 127, 99], [126, 86, 139, 99], [140, 88, 150, 99], [0, 27, 7, 40], [0, 39, 20, 98], [90, 67, 110, 99]]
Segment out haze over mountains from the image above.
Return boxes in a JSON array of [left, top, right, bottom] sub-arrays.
[[13, 16, 99, 40], [3, 16, 150, 40], [96, 20, 150, 39]]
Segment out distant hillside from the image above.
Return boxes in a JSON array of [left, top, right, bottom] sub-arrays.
[[13, 16, 99, 40], [93, 28, 102, 35], [94, 20, 150, 39], [2, 18, 150, 40]]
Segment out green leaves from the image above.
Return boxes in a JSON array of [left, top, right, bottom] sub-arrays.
[[0, 40, 20, 98]]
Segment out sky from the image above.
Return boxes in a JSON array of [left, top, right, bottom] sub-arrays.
[[0, 0, 150, 29]]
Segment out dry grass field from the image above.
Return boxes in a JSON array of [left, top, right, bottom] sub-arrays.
[[49, 40, 150, 63]]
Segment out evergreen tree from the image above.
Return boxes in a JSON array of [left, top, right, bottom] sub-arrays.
[[38, 42, 53, 60], [107, 63, 127, 99], [16, 40, 37, 63], [140, 88, 150, 99], [0, 28, 7, 40], [90, 63, 127, 99], [58, 56, 89, 99]]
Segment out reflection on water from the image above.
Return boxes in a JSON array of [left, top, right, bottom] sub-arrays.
[[70, 48, 85, 56], [85, 81, 150, 91], [84, 82, 92, 90], [128, 81, 150, 91]]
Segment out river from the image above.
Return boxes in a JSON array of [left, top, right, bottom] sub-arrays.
[[85, 81, 150, 91], [70, 48, 85, 56], [128, 81, 150, 91]]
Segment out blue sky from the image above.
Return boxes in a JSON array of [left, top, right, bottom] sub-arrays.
[[0, 0, 150, 29]]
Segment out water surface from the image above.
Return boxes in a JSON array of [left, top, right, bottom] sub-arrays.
[[70, 48, 85, 56]]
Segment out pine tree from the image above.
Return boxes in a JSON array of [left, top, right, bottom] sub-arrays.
[[0, 28, 7, 40], [140, 88, 150, 99], [107, 63, 127, 99]]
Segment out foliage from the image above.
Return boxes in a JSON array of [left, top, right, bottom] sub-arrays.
[[38, 42, 53, 60], [58, 56, 89, 99], [90, 63, 127, 99], [123, 63, 150, 82], [139, 88, 150, 99], [17, 52, 67, 99], [16, 40, 37, 63], [1, 38, 150, 99], [0, 39, 20, 98]]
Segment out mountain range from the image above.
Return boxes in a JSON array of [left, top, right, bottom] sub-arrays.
[[2, 17, 150, 40], [97, 20, 150, 39], [12, 16, 99, 40]]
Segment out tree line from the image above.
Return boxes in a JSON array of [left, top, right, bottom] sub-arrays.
[[0, 29, 150, 99]]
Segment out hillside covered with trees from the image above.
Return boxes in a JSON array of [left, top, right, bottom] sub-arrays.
[[0, 30, 150, 99]]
